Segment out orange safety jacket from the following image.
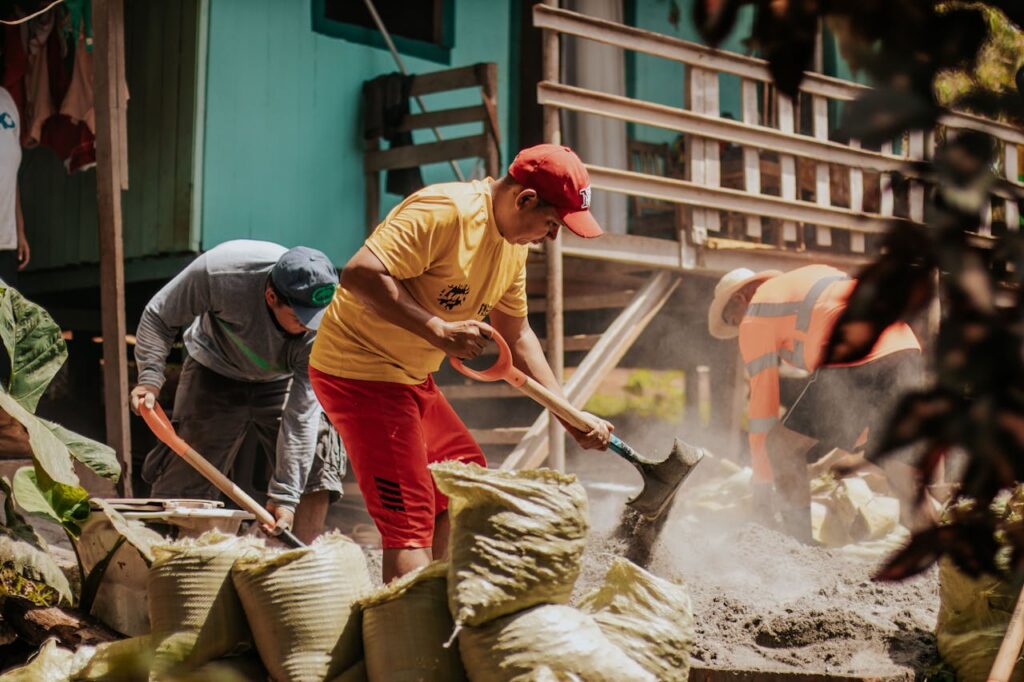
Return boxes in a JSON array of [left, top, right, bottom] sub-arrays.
[[738, 264, 921, 482]]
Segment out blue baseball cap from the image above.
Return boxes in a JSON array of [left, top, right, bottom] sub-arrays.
[[270, 246, 338, 331]]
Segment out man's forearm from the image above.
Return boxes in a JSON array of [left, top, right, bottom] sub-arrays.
[[509, 327, 564, 396]]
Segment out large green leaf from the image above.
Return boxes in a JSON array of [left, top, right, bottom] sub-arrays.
[[12, 466, 90, 538], [41, 420, 121, 482], [0, 391, 78, 486], [0, 285, 68, 413], [0, 533, 72, 606]]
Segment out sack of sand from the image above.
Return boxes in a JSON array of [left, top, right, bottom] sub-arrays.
[[231, 532, 371, 682], [431, 462, 588, 629], [936, 556, 1023, 682], [357, 561, 466, 682], [146, 532, 263, 676], [457, 603, 654, 681], [0, 639, 95, 681], [578, 558, 695, 681]]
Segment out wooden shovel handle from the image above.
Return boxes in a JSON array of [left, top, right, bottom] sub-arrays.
[[140, 403, 277, 529], [989, 583, 1024, 682]]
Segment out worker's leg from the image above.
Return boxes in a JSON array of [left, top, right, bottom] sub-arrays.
[[143, 358, 249, 500], [295, 412, 346, 542], [252, 393, 345, 543], [309, 368, 438, 583], [764, 423, 818, 542], [432, 511, 450, 561], [420, 376, 487, 562], [293, 491, 331, 544]]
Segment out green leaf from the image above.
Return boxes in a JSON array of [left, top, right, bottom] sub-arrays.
[[90, 498, 159, 564], [0, 391, 78, 486], [0, 476, 46, 546], [41, 419, 121, 482], [0, 534, 72, 606], [0, 285, 68, 413], [12, 466, 90, 538]]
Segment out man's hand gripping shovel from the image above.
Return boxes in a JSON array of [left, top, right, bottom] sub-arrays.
[[139, 403, 306, 548], [449, 325, 704, 525]]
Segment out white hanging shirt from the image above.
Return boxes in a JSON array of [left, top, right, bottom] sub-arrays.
[[0, 88, 20, 251]]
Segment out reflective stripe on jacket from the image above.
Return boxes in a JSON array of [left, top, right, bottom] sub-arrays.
[[738, 264, 921, 482]]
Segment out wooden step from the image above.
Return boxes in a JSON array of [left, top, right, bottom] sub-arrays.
[[469, 427, 530, 445], [440, 383, 523, 400], [527, 290, 636, 312], [480, 333, 602, 355]]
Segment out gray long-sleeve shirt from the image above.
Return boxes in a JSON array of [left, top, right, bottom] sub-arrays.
[[135, 240, 321, 510]]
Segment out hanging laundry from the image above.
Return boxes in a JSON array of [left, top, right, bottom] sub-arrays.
[[60, 29, 94, 133], [62, 0, 92, 49], [22, 9, 56, 147]]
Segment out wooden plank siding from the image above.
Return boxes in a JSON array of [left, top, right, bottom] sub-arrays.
[[19, 0, 201, 273]]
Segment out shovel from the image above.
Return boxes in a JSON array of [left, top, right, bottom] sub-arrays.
[[140, 403, 306, 548], [450, 325, 704, 520]]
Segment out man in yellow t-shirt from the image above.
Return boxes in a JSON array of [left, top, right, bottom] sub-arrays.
[[310, 144, 613, 581]]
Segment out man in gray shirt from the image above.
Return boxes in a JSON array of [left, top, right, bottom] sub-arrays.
[[132, 240, 345, 542]]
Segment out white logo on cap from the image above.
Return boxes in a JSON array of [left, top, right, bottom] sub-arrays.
[[580, 186, 592, 210]]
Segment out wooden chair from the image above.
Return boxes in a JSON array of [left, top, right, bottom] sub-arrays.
[[363, 63, 501, 234]]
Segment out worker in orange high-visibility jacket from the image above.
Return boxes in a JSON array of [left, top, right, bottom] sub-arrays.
[[708, 264, 923, 540]]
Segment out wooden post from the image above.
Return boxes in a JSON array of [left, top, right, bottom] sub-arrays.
[[1006, 142, 1020, 230], [812, 95, 832, 247], [777, 92, 798, 244], [908, 131, 926, 223], [542, 0, 565, 472], [880, 140, 895, 218], [849, 139, 865, 253], [93, 0, 131, 496], [741, 80, 762, 240]]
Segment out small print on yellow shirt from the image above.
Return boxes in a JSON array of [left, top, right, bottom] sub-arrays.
[[311, 179, 528, 385]]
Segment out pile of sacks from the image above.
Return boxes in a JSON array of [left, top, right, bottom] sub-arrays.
[[0, 462, 695, 681]]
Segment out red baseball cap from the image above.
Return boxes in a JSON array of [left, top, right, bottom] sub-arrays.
[[508, 144, 603, 238]]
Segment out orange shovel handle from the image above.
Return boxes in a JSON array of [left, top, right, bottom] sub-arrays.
[[140, 403, 305, 547], [448, 324, 527, 387]]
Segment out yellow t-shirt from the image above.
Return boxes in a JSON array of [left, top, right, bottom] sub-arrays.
[[311, 179, 529, 384]]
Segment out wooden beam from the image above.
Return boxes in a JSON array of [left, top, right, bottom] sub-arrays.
[[557, 231, 871, 274], [534, 3, 1024, 149], [585, 164, 893, 234], [364, 134, 489, 172], [396, 105, 486, 133], [528, 290, 636, 312], [502, 272, 680, 471], [470, 427, 530, 445], [409, 63, 487, 96], [93, 0, 131, 496], [542, 0, 565, 472]]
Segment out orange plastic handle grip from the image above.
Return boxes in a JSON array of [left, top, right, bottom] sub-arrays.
[[449, 324, 527, 387], [140, 402, 190, 457]]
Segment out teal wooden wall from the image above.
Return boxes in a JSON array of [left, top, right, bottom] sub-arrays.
[[21, 0, 200, 272], [627, 0, 756, 147], [200, 0, 512, 266]]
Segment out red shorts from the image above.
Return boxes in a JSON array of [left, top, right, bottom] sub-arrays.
[[310, 368, 486, 549]]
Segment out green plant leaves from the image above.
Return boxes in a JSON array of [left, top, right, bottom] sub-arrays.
[[0, 478, 72, 606], [0, 285, 68, 414], [41, 420, 121, 482], [12, 466, 90, 538], [0, 391, 78, 486]]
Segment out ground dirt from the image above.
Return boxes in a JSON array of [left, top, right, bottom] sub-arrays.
[[350, 441, 940, 678]]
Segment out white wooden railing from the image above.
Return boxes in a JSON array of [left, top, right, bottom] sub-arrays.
[[535, 4, 1024, 272]]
